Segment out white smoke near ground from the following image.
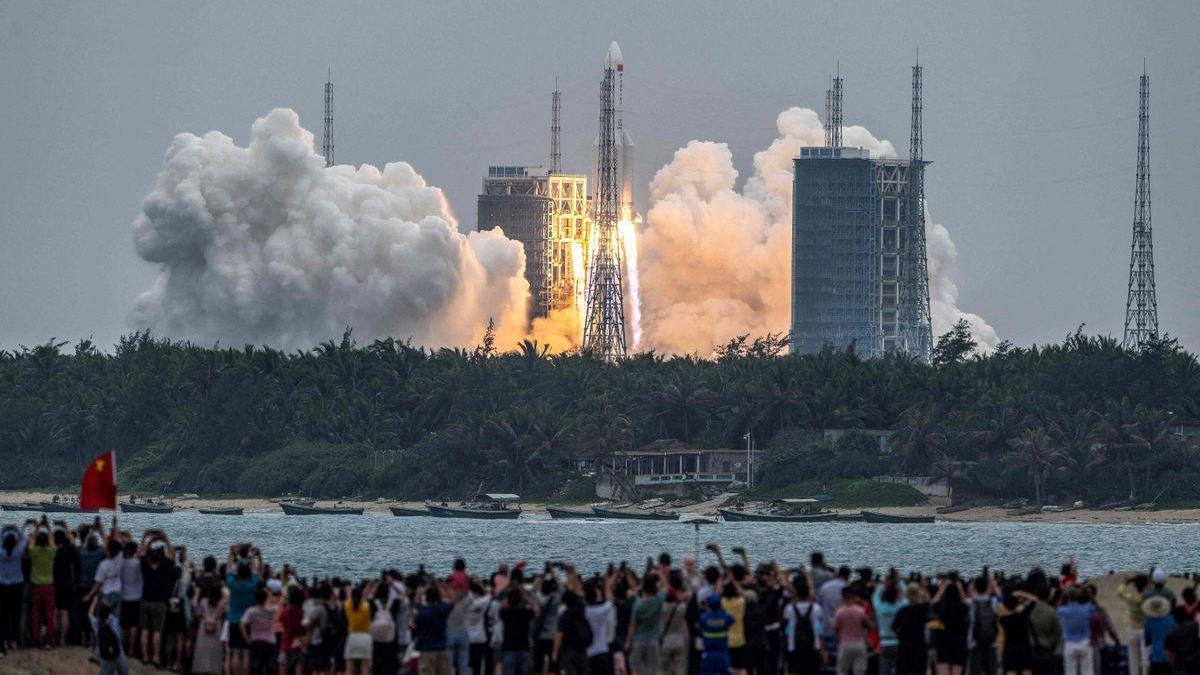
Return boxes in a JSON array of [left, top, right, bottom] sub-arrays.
[[638, 106, 997, 355], [131, 108, 532, 351]]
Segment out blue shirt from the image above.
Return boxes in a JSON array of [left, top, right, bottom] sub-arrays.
[[1056, 602, 1095, 642], [1145, 614, 1177, 664], [0, 532, 28, 585], [225, 573, 260, 623], [698, 609, 735, 654], [872, 586, 908, 648], [79, 547, 106, 587], [414, 602, 452, 652]]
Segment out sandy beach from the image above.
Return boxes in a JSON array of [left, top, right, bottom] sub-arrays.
[[4, 490, 1200, 523]]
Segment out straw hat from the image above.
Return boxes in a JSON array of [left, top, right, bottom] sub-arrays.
[[1142, 595, 1172, 619]]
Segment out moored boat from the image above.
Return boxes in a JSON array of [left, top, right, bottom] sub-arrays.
[[120, 499, 175, 514], [427, 494, 522, 520], [590, 506, 678, 521], [389, 506, 430, 517], [0, 502, 42, 512], [718, 508, 837, 522], [861, 510, 935, 524], [198, 507, 244, 516], [279, 501, 363, 515], [546, 505, 595, 520], [936, 505, 970, 515], [38, 500, 99, 514]]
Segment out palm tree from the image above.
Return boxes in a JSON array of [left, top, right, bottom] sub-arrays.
[[1005, 427, 1058, 506]]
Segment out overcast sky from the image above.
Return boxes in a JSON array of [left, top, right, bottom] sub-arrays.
[[1, 2, 1197, 352]]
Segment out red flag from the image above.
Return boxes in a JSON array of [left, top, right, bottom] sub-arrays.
[[80, 451, 117, 510]]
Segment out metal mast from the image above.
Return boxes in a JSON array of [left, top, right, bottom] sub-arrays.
[[1123, 66, 1158, 348], [323, 70, 334, 167], [582, 60, 628, 360], [824, 88, 834, 147], [550, 81, 562, 174], [828, 64, 844, 148], [905, 57, 933, 361]]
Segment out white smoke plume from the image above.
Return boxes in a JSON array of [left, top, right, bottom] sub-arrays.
[[131, 108, 532, 351], [639, 106, 997, 355]]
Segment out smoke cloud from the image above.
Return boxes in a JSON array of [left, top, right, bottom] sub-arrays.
[[638, 106, 997, 355], [131, 108, 531, 351]]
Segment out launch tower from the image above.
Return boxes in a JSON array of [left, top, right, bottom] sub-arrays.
[[1123, 67, 1158, 349]]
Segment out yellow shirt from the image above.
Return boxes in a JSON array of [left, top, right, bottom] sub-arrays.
[[344, 599, 371, 634], [29, 544, 57, 586], [722, 596, 746, 648]]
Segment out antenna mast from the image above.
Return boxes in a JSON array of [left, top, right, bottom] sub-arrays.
[[323, 70, 334, 167], [905, 56, 933, 361], [550, 81, 562, 174], [829, 64, 844, 148], [1123, 66, 1158, 348]]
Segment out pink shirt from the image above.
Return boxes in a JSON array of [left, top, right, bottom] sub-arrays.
[[834, 604, 869, 645], [241, 605, 276, 644]]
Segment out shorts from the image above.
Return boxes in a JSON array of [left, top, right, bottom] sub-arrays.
[[629, 641, 661, 673], [120, 600, 141, 629], [701, 652, 731, 675], [730, 646, 751, 670], [228, 622, 249, 650], [344, 632, 373, 660], [139, 601, 167, 633], [54, 587, 75, 609], [837, 642, 869, 675]]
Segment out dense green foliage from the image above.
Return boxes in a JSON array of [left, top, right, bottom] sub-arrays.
[[1, 323, 1197, 504]]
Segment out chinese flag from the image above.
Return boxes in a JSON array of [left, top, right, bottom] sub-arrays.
[[80, 451, 117, 510]]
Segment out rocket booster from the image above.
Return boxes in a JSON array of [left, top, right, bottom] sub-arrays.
[[601, 42, 635, 221]]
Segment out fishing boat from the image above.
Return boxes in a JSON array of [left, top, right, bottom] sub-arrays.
[[389, 506, 430, 517], [0, 502, 41, 512], [119, 498, 175, 514], [936, 505, 970, 515], [198, 507, 243, 516], [718, 498, 837, 523], [279, 501, 362, 515], [38, 500, 99, 514], [426, 494, 522, 520], [545, 505, 596, 520], [590, 506, 678, 521], [860, 510, 935, 524]]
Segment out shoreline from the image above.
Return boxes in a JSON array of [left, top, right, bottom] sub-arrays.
[[4, 491, 1200, 523]]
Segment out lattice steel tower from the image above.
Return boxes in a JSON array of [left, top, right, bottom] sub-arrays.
[[323, 70, 334, 167], [825, 66, 844, 148], [1123, 68, 1157, 348], [582, 50, 627, 360], [550, 82, 562, 174], [904, 58, 934, 361]]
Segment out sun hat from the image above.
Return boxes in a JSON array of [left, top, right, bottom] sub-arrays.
[[1151, 567, 1166, 584], [266, 578, 283, 594], [1142, 595, 1172, 619]]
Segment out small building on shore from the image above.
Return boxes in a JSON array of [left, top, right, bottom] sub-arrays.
[[595, 447, 764, 500]]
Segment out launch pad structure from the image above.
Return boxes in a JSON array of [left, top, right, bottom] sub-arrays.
[[790, 65, 932, 361]]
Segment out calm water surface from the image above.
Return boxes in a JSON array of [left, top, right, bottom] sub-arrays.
[[61, 511, 1200, 578]]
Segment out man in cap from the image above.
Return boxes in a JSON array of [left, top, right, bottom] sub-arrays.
[[1143, 592, 1176, 675]]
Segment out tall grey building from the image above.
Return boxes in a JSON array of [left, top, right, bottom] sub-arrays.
[[790, 68, 932, 360]]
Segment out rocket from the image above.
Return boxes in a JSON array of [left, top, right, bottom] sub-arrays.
[[601, 41, 635, 222]]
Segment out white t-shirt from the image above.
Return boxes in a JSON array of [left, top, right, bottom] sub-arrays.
[[817, 579, 845, 636], [467, 595, 491, 644], [119, 556, 143, 601], [585, 601, 614, 657], [94, 558, 123, 596], [784, 600, 824, 652]]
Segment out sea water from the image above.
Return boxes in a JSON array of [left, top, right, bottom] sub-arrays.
[[50, 511, 1200, 578]]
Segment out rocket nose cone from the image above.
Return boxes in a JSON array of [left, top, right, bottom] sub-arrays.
[[605, 41, 624, 68]]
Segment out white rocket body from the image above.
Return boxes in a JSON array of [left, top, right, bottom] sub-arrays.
[[599, 42, 635, 221]]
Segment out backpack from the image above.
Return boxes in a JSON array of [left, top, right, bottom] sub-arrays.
[[323, 604, 347, 646], [562, 607, 594, 652], [791, 603, 816, 652], [972, 598, 998, 647], [370, 600, 397, 642], [98, 621, 121, 660]]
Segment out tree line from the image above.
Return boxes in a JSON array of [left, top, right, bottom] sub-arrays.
[[1, 321, 1197, 504]]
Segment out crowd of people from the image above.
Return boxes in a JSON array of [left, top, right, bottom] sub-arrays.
[[2, 514, 1199, 675]]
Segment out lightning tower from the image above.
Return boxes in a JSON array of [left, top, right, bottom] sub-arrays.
[[904, 57, 934, 360], [323, 70, 334, 167], [582, 43, 628, 359], [1123, 67, 1157, 349], [550, 82, 562, 174], [825, 65, 844, 148]]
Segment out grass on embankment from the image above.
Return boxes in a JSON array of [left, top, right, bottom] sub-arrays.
[[744, 478, 926, 508]]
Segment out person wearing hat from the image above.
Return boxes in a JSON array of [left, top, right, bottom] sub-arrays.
[[1143, 568, 1177, 605], [697, 593, 735, 675], [1142, 592, 1176, 675]]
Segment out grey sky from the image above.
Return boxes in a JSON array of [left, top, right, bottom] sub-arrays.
[[1, 2, 1197, 351]]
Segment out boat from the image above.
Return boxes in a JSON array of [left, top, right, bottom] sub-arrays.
[[0, 502, 41, 512], [198, 507, 243, 516], [718, 499, 838, 522], [389, 506, 430, 517], [1006, 506, 1041, 517], [120, 498, 175, 514], [279, 501, 363, 515], [38, 500, 99, 514], [590, 506, 678, 521], [936, 505, 970, 515], [546, 505, 596, 520], [426, 494, 522, 520], [861, 510, 935, 524]]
